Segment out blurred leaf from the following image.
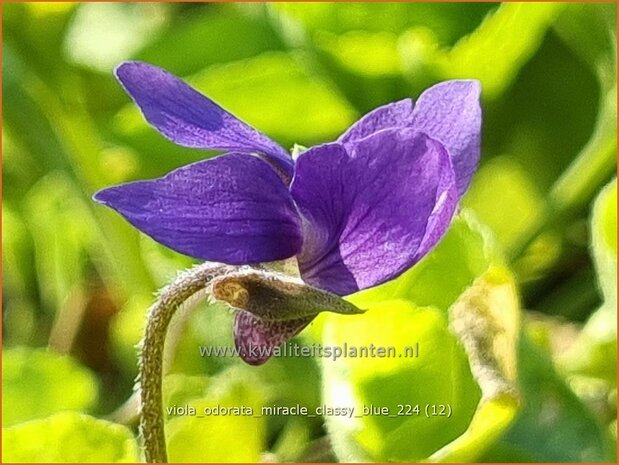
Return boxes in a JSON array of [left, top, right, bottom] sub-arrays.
[[163, 373, 211, 408], [165, 368, 267, 462], [482, 336, 610, 462], [23, 173, 95, 314], [401, 3, 564, 99], [138, 234, 195, 288], [167, 301, 234, 376], [2, 203, 34, 301], [2, 203, 38, 345], [2, 44, 69, 185], [2, 2, 77, 86], [549, 0, 615, 216], [272, 417, 312, 462], [553, 3, 616, 87], [463, 156, 546, 254], [550, 84, 617, 213], [136, 5, 284, 76], [109, 295, 151, 378], [484, 31, 600, 192], [269, 3, 495, 110], [559, 179, 617, 382], [315, 30, 401, 77], [3, 37, 157, 299], [271, 3, 495, 46], [322, 215, 519, 461], [430, 267, 520, 461], [591, 178, 618, 310], [2, 348, 98, 427], [64, 3, 167, 72], [322, 300, 481, 462], [3, 412, 139, 463], [21, 2, 76, 17]]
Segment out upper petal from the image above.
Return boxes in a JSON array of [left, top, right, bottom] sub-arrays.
[[291, 130, 458, 295], [411, 80, 481, 196], [338, 98, 415, 145], [93, 153, 302, 264], [115, 61, 293, 175]]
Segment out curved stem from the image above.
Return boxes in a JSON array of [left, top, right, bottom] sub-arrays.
[[139, 262, 233, 463]]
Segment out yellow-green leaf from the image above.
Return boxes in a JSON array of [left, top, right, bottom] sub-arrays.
[[3, 412, 139, 462], [2, 348, 98, 427]]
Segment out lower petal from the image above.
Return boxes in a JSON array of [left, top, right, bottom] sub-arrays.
[[233, 310, 313, 365]]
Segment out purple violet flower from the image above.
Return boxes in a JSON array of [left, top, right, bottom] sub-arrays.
[[94, 61, 481, 364]]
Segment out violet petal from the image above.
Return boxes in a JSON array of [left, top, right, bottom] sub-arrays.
[[233, 310, 313, 365], [115, 61, 293, 175], [411, 80, 481, 196], [338, 98, 415, 145], [291, 129, 458, 296], [93, 153, 302, 264]]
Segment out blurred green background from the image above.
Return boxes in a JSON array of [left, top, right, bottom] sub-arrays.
[[2, 2, 617, 463]]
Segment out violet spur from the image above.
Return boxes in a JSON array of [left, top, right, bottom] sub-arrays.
[[94, 61, 481, 365]]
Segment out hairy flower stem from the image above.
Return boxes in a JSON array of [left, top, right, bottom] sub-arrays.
[[140, 262, 233, 463]]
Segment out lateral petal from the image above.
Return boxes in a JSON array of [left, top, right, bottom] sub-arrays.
[[94, 153, 302, 264]]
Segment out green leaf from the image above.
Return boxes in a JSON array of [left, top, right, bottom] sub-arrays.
[[269, 3, 494, 110], [321, 300, 481, 462], [462, 156, 546, 254], [271, 3, 494, 46], [553, 3, 616, 86], [2, 347, 98, 427], [109, 294, 152, 378], [430, 267, 520, 462], [550, 85, 617, 213], [482, 336, 610, 462], [400, 3, 565, 99], [483, 29, 602, 194], [321, 215, 520, 461], [22, 173, 95, 315], [2, 203, 34, 301], [187, 52, 357, 147], [559, 178, 617, 382], [1, 203, 38, 345], [136, 5, 284, 76], [2, 412, 139, 463], [314, 30, 402, 77], [591, 178, 618, 310], [64, 3, 166, 72], [164, 368, 267, 462], [2, 3, 77, 88], [166, 301, 235, 376]]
